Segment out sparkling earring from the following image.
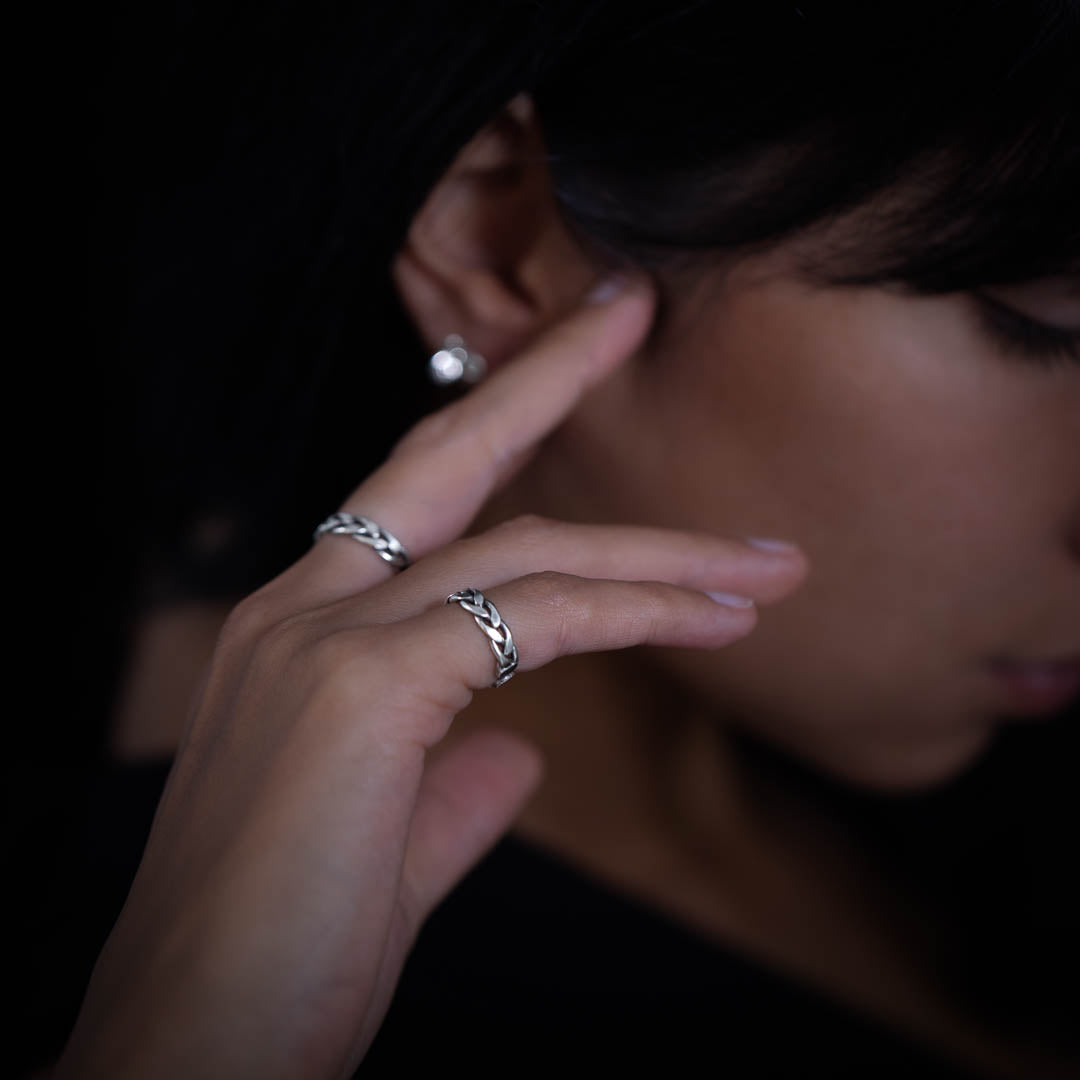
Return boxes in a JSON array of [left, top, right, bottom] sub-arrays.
[[427, 334, 487, 386]]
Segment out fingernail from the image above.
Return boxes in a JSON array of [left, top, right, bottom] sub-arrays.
[[585, 273, 628, 304], [706, 591, 756, 608], [745, 537, 799, 554]]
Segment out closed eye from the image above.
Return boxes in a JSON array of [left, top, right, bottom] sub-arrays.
[[972, 292, 1080, 369]]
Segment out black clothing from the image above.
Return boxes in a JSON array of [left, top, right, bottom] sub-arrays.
[[21, 759, 987, 1078], [367, 829, 984, 1077]]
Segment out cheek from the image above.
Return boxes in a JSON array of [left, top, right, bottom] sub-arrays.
[[648, 285, 1024, 545], [549, 277, 1077, 787], [630, 284, 1060, 687]]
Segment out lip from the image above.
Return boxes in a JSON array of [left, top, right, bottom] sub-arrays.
[[986, 656, 1080, 716]]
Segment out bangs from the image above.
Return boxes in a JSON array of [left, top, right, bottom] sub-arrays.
[[808, 83, 1080, 292], [539, 0, 1080, 293]]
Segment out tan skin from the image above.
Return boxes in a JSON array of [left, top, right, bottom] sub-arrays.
[[82, 98, 1078, 1076]]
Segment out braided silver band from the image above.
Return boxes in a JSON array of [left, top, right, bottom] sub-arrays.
[[312, 512, 411, 570], [446, 588, 519, 687]]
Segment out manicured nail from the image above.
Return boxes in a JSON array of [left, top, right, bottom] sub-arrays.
[[707, 591, 756, 608], [585, 274, 628, 304], [745, 537, 799, 553]]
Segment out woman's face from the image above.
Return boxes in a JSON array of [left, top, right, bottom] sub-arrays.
[[522, 254, 1080, 789]]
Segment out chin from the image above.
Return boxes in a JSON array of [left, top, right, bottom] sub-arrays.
[[813, 724, 997, 794]]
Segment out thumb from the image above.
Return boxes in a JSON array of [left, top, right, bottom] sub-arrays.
[[341, 730, 544, 1069], [401, 728, 544, 922]]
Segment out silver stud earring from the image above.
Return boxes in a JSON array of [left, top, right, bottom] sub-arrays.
[[427, 334, 487, 387]]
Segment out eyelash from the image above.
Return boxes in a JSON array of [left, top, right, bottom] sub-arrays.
[[972, 293, 1080, 370]]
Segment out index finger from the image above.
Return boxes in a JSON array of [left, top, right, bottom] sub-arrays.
[[298, 276, 656, 604]]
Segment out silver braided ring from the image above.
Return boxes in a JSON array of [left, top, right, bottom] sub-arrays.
[[313, 512, 411, 570], [446, 588, 519, 687]]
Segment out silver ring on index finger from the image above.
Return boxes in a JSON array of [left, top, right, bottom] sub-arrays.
[[313, 512, 411, 570]]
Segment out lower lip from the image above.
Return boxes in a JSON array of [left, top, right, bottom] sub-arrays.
[[987, 659, 1080, 716]]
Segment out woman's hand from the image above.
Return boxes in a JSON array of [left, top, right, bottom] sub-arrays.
[[56, 277, 808, 1079]]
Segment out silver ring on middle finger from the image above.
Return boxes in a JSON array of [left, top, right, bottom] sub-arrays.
[[445, 588, 519, 687]]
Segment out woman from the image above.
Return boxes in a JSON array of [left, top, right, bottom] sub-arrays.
[[42, 1, 1078, 1075]]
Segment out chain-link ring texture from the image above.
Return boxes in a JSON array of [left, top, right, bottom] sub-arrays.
[[313, 512, 411, 570], [446, 588, 520, 687]]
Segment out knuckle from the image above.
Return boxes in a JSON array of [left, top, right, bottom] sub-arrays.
[[518, 568, 574, 601], [493, 512, 558, 544], [220, 589, 277, 647], [244, 608, 310, 672], [516, 574, 673, 651], [306, 627, 379, 688], [515, 571, 590, 657], [222, 597, 326, 679], [516, 570, 586, 622]]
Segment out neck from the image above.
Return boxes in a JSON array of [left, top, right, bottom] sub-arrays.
[[456, 646, 756, 868], [449, 478, 1055, 1077]]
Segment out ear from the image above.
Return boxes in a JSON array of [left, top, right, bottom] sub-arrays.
[[391, 94, 602, 371]]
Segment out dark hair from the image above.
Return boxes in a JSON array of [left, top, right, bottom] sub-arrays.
[[538, 2, 1079, 291]]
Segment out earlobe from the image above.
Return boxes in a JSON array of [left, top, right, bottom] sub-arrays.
[[391, 243, 536, 371], [391, 94, 600, 373]]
